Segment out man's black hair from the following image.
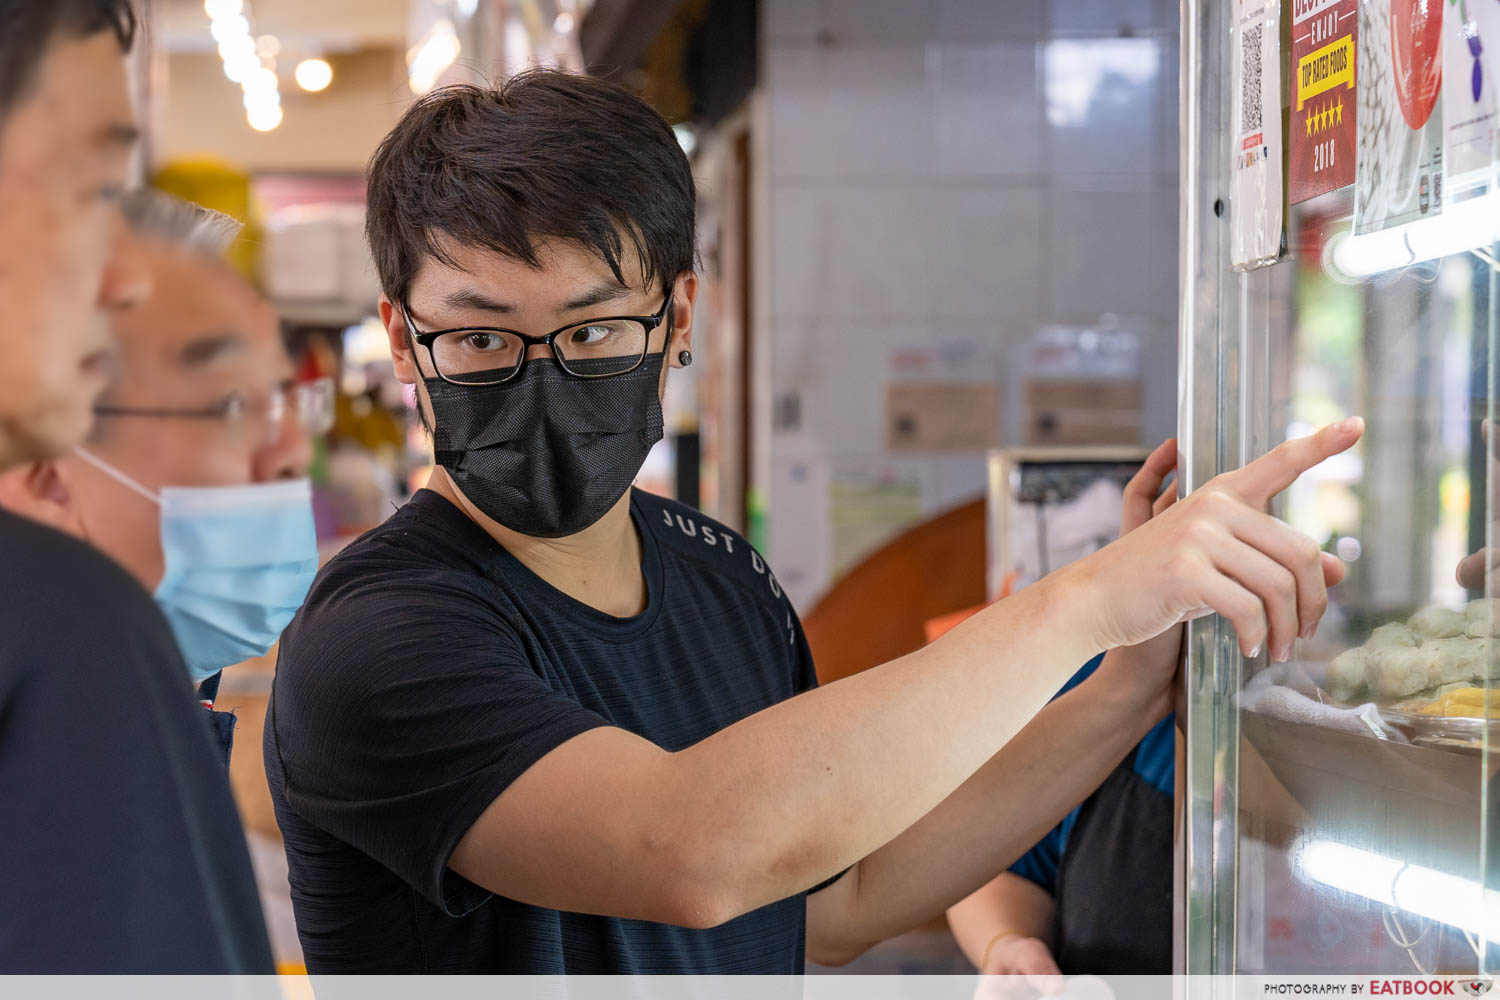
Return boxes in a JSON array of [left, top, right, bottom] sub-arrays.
[[0, 1, 137, 123], [365, 69, 697, 305]]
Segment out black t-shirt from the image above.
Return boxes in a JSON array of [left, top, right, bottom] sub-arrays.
[[266, 488, 821, 973], [0, 510, 273, 973]]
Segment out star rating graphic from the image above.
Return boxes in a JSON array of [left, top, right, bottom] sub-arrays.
[[1305, 96, 1345, 136]]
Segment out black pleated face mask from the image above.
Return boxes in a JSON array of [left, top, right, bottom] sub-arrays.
[[422, 353, 665, 538]]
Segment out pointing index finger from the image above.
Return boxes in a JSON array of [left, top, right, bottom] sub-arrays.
[[1226, 418, 1364, 507]]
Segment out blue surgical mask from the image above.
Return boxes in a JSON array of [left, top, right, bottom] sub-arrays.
[[75, 449, 319, 682]]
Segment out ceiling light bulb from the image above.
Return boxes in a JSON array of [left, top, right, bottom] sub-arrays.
[[247, 103, 284, 132], [241, 66, 279, 93], [204, 0, 243, 18], [295, 58, 333, 92], [209, 14, 250, 43]]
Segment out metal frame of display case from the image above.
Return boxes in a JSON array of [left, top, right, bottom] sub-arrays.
[[1179, 0, 1239, 975], [1179, 0, 1500, 981]]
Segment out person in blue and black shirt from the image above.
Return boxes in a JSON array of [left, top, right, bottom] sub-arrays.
[[948, 653, 1177, 977]]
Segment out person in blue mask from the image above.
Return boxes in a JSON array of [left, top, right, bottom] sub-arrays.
[[0, 188, 326, 764]]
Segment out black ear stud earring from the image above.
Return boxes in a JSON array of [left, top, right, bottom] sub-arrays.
[[678, 350, 693, 367]]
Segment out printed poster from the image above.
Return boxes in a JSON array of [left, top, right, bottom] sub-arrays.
[[1443, 0, 1500, 199], [1289, 0, 1359, 203], [1231, 0, 1286, 268], [1355, 0, 1445, 233]]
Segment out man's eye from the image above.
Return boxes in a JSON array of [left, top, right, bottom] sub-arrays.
[[570, 325, 612, 345], [465, 333, 505, 350]]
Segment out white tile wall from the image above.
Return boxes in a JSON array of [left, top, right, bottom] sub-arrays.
[[937, 0, 1048, 40], [1049, 0, 1164, 36], [933, 44, 1044, 176], [823, 0, 937, 40], [770, 186, 935, 320], [764, 0, 819, 40], [761, 0, 1181, 606], [929, 188, 1045, 317], [1044, 37, 1163, 178], [1047, 189, 1157, 317], [768, 45, 935, 178]]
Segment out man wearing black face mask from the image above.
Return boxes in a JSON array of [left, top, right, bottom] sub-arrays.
[[266, 70, 1359, 974]]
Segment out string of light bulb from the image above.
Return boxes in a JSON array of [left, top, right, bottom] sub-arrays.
[[204, 0, 335, 132]]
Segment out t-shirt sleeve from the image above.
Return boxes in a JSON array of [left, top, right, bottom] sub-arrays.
[[788, 596, 819, 695], [269, 580, 610, 916]]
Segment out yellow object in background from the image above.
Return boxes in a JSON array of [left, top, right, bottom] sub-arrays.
[[151, 158, 263, 284], [1419, 686, 1500, 719]]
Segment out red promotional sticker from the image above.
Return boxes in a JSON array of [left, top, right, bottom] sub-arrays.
[[1289, 0, 1359, 203]]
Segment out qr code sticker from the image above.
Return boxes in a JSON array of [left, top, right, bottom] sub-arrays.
[[1241, 23, 1263, 134]]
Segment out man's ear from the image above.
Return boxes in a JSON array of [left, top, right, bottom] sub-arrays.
[[667, 271, 699, 368], [0, 460, 84, 538], [380, 295, 421, 386]]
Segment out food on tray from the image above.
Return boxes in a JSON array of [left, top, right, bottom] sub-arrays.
[[1408, 605, 1465, 640], [1365, 644, 1431, 699], [1416, 686, 1500, 719], [1369, 622, 1417, 647], [1325, 647, 1367, 702], [1325, 600, 1499, 708], [1466, 598, 1500, 638]]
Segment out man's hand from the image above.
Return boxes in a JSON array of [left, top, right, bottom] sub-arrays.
[[1063, 418, 1361, 661]]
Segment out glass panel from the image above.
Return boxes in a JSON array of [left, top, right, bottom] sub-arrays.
[[1182, 1, 1500, 977], [1222, 186, 1498, 976]]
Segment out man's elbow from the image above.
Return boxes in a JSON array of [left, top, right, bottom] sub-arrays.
[[641, 823, 752, 930], [805, 935, 871, 968]]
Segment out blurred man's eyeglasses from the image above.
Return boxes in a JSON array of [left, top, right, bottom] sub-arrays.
[[93, 376, 336, 446]]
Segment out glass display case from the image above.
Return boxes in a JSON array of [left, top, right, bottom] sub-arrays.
[[1181, 0, 1500, 976]]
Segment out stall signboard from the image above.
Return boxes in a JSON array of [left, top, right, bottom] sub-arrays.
[[1442, 0, 1500, 200], [1289, 0, 1359, 203], [1231, 0, 1286, 268], [1354, 0, 1445, 233]]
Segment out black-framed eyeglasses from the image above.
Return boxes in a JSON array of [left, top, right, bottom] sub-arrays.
[[400, 294, 673, 386], [93, 376, 336, 445]]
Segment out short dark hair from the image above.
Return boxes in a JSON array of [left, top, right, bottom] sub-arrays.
[[365, 70, 696, 305], [0, 1, 137, 123]]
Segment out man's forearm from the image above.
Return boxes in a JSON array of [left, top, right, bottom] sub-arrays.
[[805, 659, 1163, 962], [658, 575, 1103, 921], [452, 574, 1109, 928]]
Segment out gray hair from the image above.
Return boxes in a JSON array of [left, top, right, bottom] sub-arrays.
[[120, 188, 243, 257]]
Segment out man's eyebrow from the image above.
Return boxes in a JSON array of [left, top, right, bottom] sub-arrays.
[[437, 280, 633, 318], [96, 121, 142, 149], [441, 288, 516, 314], [561, 281, 631, 312], [180, 333, 248, 367]]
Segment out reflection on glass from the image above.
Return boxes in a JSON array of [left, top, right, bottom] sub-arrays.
[[1043, 38, 1160, 129]]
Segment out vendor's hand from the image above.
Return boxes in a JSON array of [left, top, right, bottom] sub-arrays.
[[974, 936, 1063, 999], [1095, 438, 1187, 717], [1061, 418, 1362, 661]]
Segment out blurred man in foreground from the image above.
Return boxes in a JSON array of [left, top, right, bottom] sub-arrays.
[[0, 1, 272, 972], [0, 189, 327, 766]]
